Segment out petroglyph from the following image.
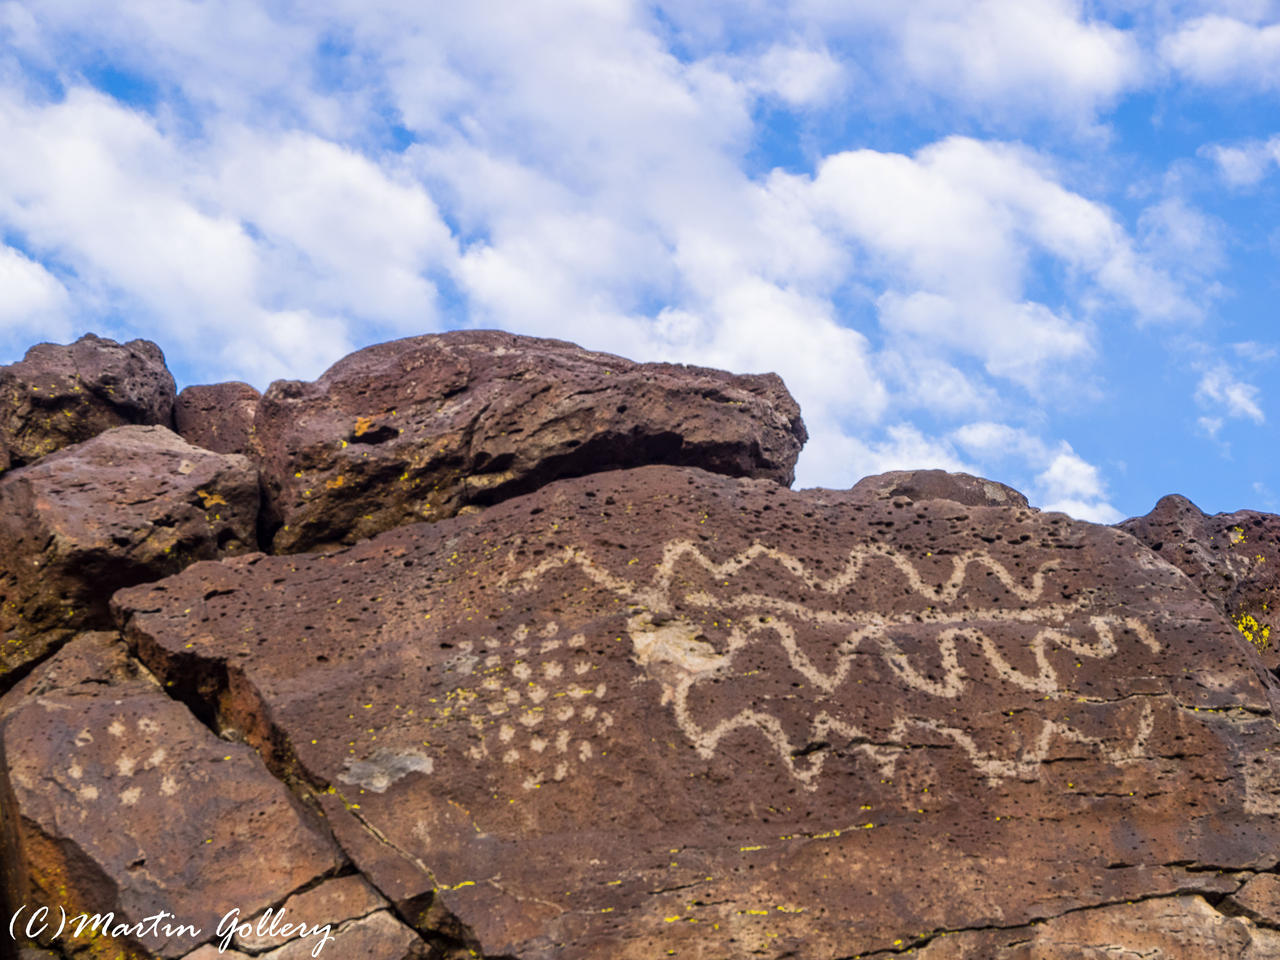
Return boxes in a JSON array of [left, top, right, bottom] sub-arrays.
[[439, 629, 610, 791], [501, 539, 1164, 789]]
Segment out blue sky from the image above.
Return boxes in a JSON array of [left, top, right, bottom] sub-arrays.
[[0, 1, 1276, 521]]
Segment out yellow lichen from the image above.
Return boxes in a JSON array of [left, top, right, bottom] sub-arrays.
[[1235, 613, 1272, 651]]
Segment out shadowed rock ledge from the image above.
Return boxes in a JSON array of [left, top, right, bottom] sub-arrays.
[[0, 330, 1277, 960]]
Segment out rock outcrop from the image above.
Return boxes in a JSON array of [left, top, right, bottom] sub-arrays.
[[0, 633, 344, 959], [0, 334, 175, 472], [848, 468, 1030, 508], [0, 425, 258, 679], [2, 329, 1279, 960], [1123, 494, 1279, 670], [252, 331, 806, 552], [174, 382, 260, 457], [112, 466, 1280, 959]]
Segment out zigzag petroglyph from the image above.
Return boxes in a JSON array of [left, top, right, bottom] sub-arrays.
[[502, 539, 1162, 788]]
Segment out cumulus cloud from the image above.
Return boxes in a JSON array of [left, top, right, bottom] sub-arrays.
[[1195, 363, 1266, 423], [1203, 137, 1280, 186], [0, 243, 72, 345], [951, 422, 1124, 522], [787, 0, 1144, 125], [1161, 14, 1280, 87], [0, 0, 1203, 520]]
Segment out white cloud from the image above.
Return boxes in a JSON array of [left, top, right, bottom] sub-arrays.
[[0, 0, 1190, 522], [952, 423, 1123, 522], [1035, 444, 1125, 522], [0, 243, 72, 343], [0, 81, 462, 382], [890, 0, 1143, 118], [1161, 14, 1280, 87], [1203, 136, 1280, 186], [790, 0, 1143, 125], [1195, 363, 1266, 422]]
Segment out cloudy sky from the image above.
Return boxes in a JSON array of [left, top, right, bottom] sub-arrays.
[[1, 1, 1276, 521]]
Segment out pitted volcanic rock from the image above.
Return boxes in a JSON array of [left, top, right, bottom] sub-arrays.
[[175, 381, 261, 456], [849, 469, 1030, 509], [0, 333, 175, 472], [1122, 494, 1279, 670], [0, 425, 259, 678], [115, 465, 1280, 959], [0, 632, 342, 959], [251, 330, 806, 553]]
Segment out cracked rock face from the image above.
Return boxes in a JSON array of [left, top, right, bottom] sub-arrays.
[[113, 465, 1280, 959], [0, 633, 343, 959], [0, 333, 176, 473], [861, 893, 1280, 958], [0, 425, 259, 679], [1122, 494, 1279, 671], [251, 330, 806, 553]]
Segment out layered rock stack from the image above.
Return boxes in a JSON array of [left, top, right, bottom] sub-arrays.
[[0, 332, 1277, 960]]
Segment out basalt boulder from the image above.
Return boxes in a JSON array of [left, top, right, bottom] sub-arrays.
[[1122, 495, 1279, 670], [848, 468, 1030, 509], [114, 465, 1280, 960], [0, 334, 175, 473], [251, 330, 806, 553], [174, 382, 260, 457], [0, 425, 258, 679], [0, 632, 343, 959]]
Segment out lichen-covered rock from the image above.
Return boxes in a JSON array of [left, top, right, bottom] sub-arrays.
[[0, 425, 258, 678], [1122, 495, 1279, 669], [252, 330, 806, 553], [0, 633, 342, 959], [849, 469, 1030, 508], [0, 333, 175, 472], [174, 382, 260, 456], [115, 465, 1280, 959]]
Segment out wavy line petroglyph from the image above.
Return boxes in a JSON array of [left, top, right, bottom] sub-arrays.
[[501, 539, 1162, 788]]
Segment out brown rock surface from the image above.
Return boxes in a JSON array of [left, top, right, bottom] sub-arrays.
[[174, 381, 260, 456], [1122, 494, 1279, 669], [258, 910, 429, 960], [849, 468, 1030, 509], [114, 465, 1280, 959], [1226, 872, 1280, 926], [252, 330, 806, 552], [0, 632, 342, 959], [234, 874, 387, 951], [0, 425, 259, 679], [0, 333, 175, 472], [862, 893, 1280, 958]]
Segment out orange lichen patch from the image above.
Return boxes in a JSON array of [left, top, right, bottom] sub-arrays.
[[195, 489, 228, 508], [325, 475, 346, 490], [353, 415, 376, 437]]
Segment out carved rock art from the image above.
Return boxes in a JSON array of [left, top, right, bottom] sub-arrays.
[[114, 465, 1280, 959]]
